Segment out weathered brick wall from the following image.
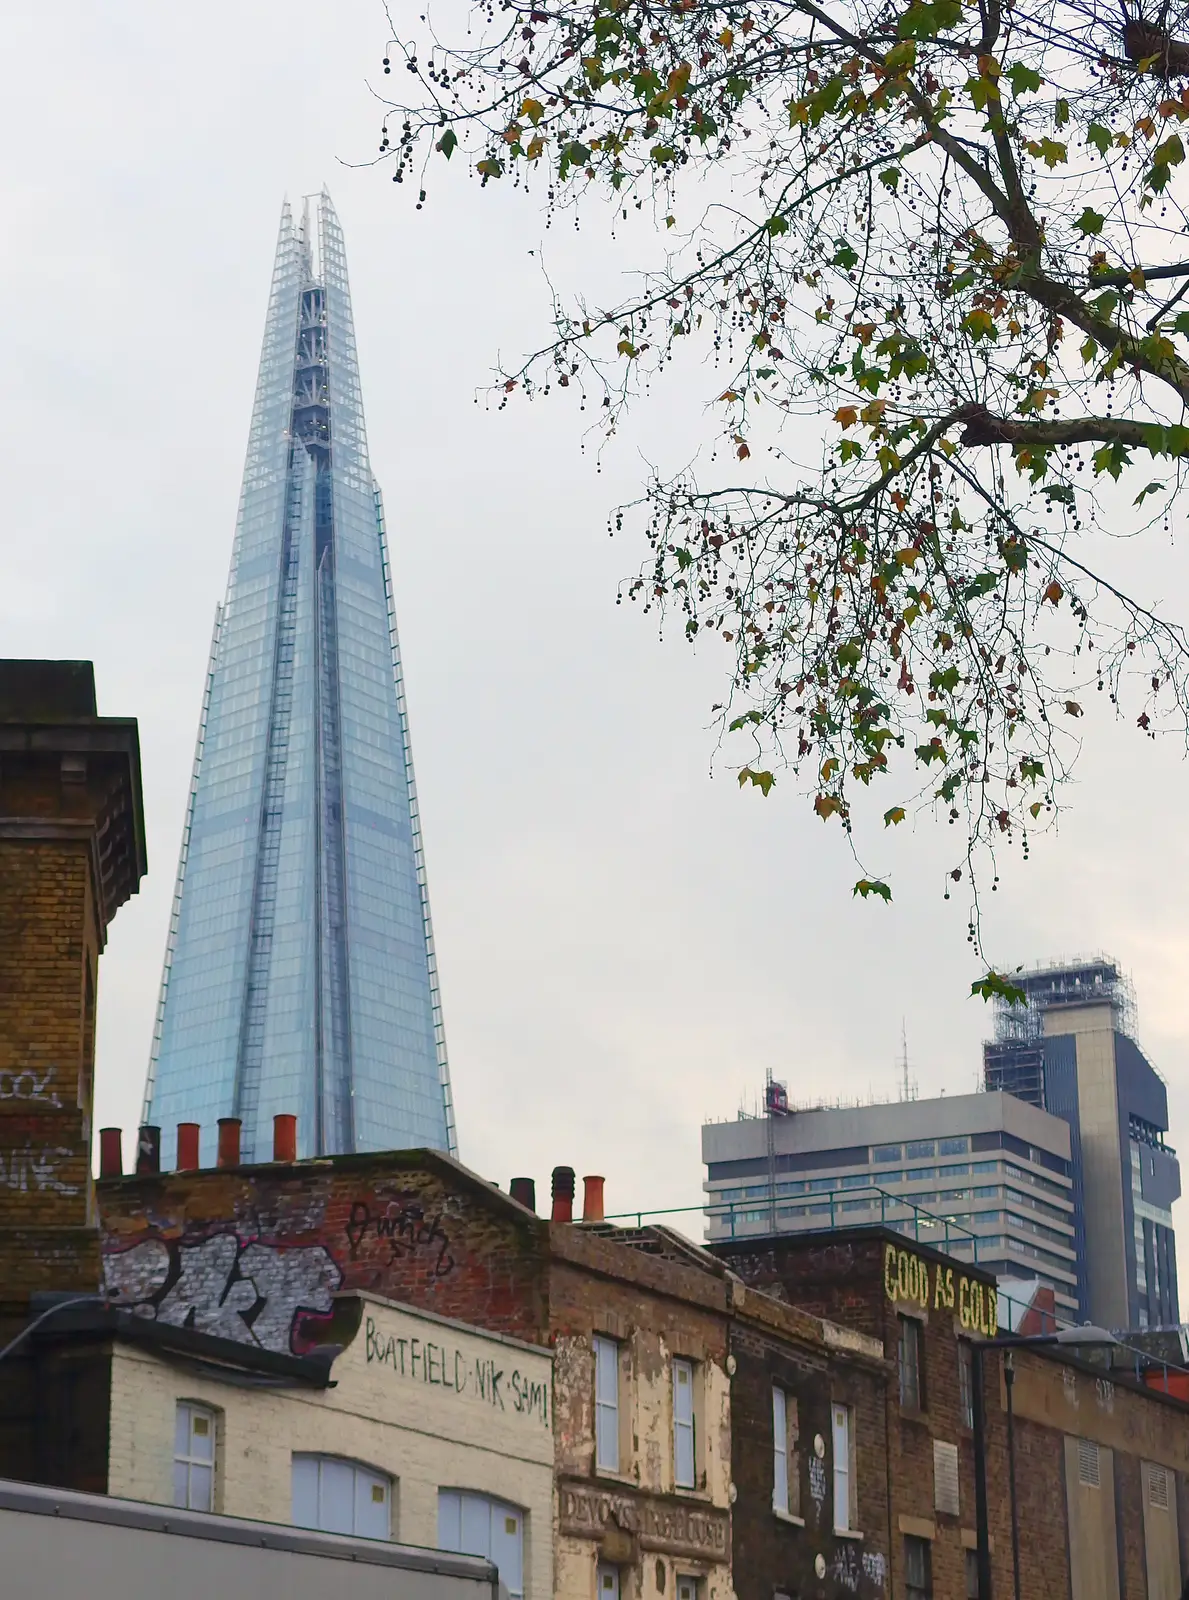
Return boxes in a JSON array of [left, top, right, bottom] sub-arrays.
[[100, 1153, 550, 1354], [714, 1229, 1014, 1600], [727, 1311, 891, 1600]]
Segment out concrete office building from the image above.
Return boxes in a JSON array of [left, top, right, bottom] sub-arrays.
[[702, 1091, 1080, 1321], [984, 957, 1180, 1330]]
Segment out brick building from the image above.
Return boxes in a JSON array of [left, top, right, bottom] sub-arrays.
[[712, 1228, 1012, 1600]]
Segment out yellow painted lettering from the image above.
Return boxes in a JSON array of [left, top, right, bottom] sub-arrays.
[[884, 1244, 898, 1302], [945, 1267, 955, 1308], [934, 1264, 945, 1309], [898, 1250, 909, 1301], [988, 1288, 998, 1334], [959, 1277, 970, 1329]]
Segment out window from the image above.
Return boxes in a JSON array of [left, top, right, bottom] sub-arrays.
[[1076, 1438, 1100, 1489], [972, 1162, 998, 1174], [676, 1578, 702, 1600], [906, 1141, 936, 1160], [832, 1403, 855, 1533], [292, 1456, 391, 1540], [957, 1342, 974, 1430], [173, 1402, 216, 1512], [933, 1440, 960, 1516], [772, 1387, 800, 1516], [808, 1177, 837, 1193], [874, 1145, 902, 1164], [673, 1359, 696, 1489], [841, 1174, 871, 1189], [906, 1168, 936, 1181], [899, 1315, 924, 1411], [597, 1564, 621, 1599], [1146, 1463, 1170, 1510], [940, 1137, 970, 1156], [439, 1492, 524, 1598], [905, 1535, 932, 1600], [965, 1549, 980, 1600], [594, 1335, 621, 1473]]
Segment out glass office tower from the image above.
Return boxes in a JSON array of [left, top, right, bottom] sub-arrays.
[[144, 193, 456, 1164]]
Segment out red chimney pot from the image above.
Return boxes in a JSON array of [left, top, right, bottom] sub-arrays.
[[273, 1114, 297, 1162], [176, 1123, 200, 1172], [551, 1165, 575, 1223], [583, 1174, 605, 1223], [99, 1127, 123, 1179], [217, 1117, 241, 1168]]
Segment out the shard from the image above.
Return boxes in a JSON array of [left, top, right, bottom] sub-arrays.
[[144, 192, 456, 1164]]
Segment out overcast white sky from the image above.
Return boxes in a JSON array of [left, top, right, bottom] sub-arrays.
[[4, 2, 1188, 1280]]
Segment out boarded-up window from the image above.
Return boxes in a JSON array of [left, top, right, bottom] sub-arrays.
[[1077, 1438, 1101, 1489], [934, 1440, 960, 1516], [1147, 1465, 1170, 1511]]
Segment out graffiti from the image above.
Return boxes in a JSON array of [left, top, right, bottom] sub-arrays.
[[0, 1068, 61, 1107], [103, 1231, 342, 1355], [832, 1545, 863, 1593], [1096, 1377, 1116, 1411], [863, 1551, 888, 1589], [883, 1244, 999, 1336], [364, 1315, 550, 1425], [0, 1145, 78, 1194], [345, 1197, 455, 1278], [808, 1455, 827, 1512]]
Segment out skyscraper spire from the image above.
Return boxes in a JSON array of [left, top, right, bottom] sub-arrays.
[[144, 193, 456, 1163]]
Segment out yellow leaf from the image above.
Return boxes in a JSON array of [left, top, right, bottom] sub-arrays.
[[821, 757, 839, 781], [521, 97, 545, 124], [526, 136, 546, 160], [835, 405, 859, 428], [718, 26, 734, 47], [814, 793, 841, 820], [859, 399, 886, 425], [719, 390, 739, 402], [884, 806, 906, 826]]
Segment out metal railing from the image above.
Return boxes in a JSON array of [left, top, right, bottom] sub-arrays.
[[607, 1182, 986, 1260]]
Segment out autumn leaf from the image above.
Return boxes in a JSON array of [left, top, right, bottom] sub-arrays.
[[884, 806, 906, 826], [1064, 700, 1083, 716], [835, 405, 859, 428], [814, 793, 842, 819], [853, 879, 893, 902], [1043, 580, 1064, 604], [521, 97, 545, 124], [738, 767, 776, 795]]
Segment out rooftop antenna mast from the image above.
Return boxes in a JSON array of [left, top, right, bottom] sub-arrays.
[[764, 1069, 789, 1232]]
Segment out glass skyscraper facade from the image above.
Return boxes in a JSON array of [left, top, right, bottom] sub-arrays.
[[144, 192, 456, 1164]]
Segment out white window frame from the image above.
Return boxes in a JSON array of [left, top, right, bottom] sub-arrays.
[[772, 1386, 789, 1514], [676, 1576, 702, 1600], [832, 1402, 856, 1535], [597, 1562, 621, 1599], [438, 1490, 524, 1598], [673, 1358, 696, 1489], [291, 1454, 393, 1541], [173, 1401, 216, 1512], [594, 1334, 621, 1473]]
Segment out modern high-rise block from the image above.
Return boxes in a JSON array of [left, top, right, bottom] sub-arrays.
[[984, 958, 1178, 1330], [144, 193, 456, 1164]]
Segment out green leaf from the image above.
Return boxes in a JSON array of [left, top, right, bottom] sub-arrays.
[[1006, 62, 1043, 95], [436, 129, 458, 159], [971, 971, 1027, 1006], [738, 767, 776, 795], [884, 806, 906, 826], [1087, 122, 1113, 156], [897, 0, 962, 39], [878, 168, 901, 191], [1092, 440, 1131, 479], [728, 709, 764, 730], [832, 239, 859, 270], [853, 879, 893, 902], [766, 215, 790, 236], [1133, 480, 1164, 506], [1075, 207, 1105, 235], [1040, 482, 1075, 504], [962, 571, 999, 600]]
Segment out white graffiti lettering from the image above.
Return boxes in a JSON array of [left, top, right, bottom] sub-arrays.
[[832, 1547, 863, 1593], [808, 1455, 827, 1511], [0, 1068, 61, 1107], [103, 1232, 342, 1355], [863, 1551, 888, 1589], [0, 1146, 78, 1194]]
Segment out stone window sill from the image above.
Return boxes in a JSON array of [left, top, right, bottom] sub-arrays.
[[773, 1509, 806, 1527], [835, 1528, 864, 1542], [899, 1405, 930, 1425]]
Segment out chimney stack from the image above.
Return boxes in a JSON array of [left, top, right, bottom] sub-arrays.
[[216, 1117, 241, 1168], [273, 1113, 297, 1162], [551, 1165, 575, 1223], [510, 1176, 536, 1213], [176, 1122, 200, 1172], [0, 660, 146, 1296], [98, 1128, 123, 1179], [583, 1174, 605, 1223], [136, 1125, 161, 1176]]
